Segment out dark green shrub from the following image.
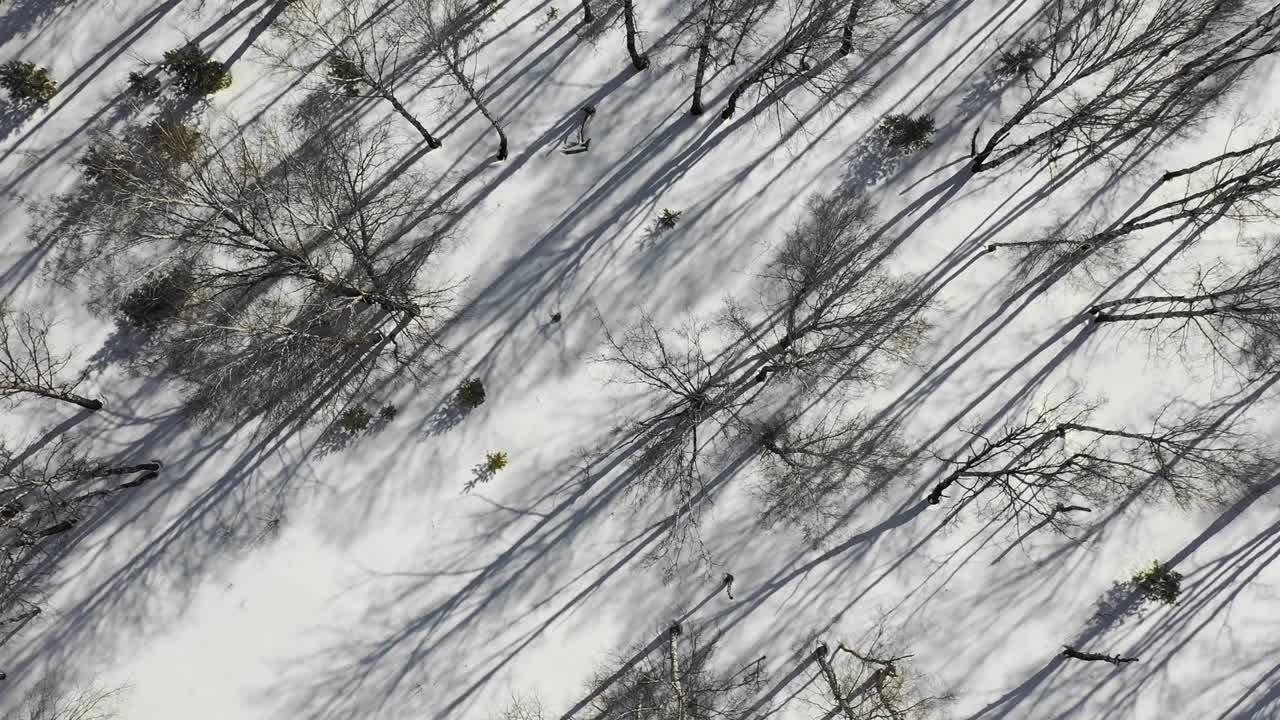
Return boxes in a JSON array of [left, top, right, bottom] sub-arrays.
[[880, 113, 935, 154], [1131, 561, 1183, 605], [378, 404, 397, 422], [161, 43, 231, 96], [0, 61, 58, 106], [326, 53, 365, 96], [457, 377, 486, 409], [484, 451, 508, 473], [127, 71, 162, 98], [144, 120, 202, 165], [657, 208, 682, 230], [119, 268, 194, 329], [338, 406, 372, 433]]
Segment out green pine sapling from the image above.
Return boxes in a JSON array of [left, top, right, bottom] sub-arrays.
[[880, 114, 935, 154], [0, 61, 59, 106], [457, 377, 487, 409], [161, 43, 232, 96], [1131, 561, 1183, 605]]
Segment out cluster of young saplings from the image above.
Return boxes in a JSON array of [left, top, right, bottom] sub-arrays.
[[451, 377, 509, 481]]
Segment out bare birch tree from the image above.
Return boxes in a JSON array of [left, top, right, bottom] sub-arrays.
[[9, 677, 125, 720], [926, 394, 1272, 529], [585, 624, 765, 719], [1088, 238, 1280, 375], [673, 0, 775, 115], [987, 126, 1280, 280], [597, 190, 928, 565], [1, 306, 102, 411], [595, 316, 749, 575], [733, 401, 910, 545], [1, 438, 162, 628], [400, 0, 509, 159], [719, 0, 850, 121], [804, 636, 950, 720], [722, 191, 932, 391], [970, 0, 1280, 173], [42, 112, 456, 424], [268, 0, 444, 148]]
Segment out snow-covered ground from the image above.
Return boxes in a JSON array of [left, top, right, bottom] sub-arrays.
[[2, 0, 1279, 718]]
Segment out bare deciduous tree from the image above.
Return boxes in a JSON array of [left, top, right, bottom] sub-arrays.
[[970, 0, 1280, 173], [596, 316, 748, 575], [987, 126, 1280, 280], [723, 192, 932, 390], [734, 402, 910, 545], [269, 0, 444, 148], [597, 190, 929, 566], [926, 394, 1271, 529], [804, 636, 950, 720], [719, 0, 849, 120], [43, 112, 455, 424], [673, 0, 774, 115], [585, 624, 765, 719], [491, 693, 547, 720], [1089, 239, 1280, 375], [401, 0, 509, 159], [10, 677, 125, 720], [2, 438, 161, 628], [1, 306, 102, 411]]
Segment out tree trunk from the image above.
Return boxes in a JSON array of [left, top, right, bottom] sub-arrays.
[[1093, 305, 1273, 323], [4, 384, 102, 411], [446, 54, 508, 161], [622, 0, 650, 70], [580, 0, 594, 23], [1062, 646, 1138, 665], [839, 0, 864, 56], [690, 1, 718, 115], [926, 471, 959, 504], [90, 461, 162, 478], [668, 624, 687, 720], [814, 645, 857, 720], [375, 82, 442, 149], [721, 78, 751, 119]]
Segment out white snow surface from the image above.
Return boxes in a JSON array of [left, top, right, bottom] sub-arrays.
[[2, 0, 1279, 718]]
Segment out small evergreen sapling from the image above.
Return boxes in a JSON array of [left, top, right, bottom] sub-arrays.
[[457, 377, 487, 409], [338, 405, 373, 433], [1131, 561, 1183, 605], [0, 61, 59, 106], [485, 451, 509, 473], [126, 71, 162, 98], [118, 268, 195, 329], [657, 208, 682, 230], [880, 114, 935, 154], [161, 43, 232, 96]]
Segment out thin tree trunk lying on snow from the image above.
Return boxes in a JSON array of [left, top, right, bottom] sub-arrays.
[[1062, 646, 1138, 665]]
